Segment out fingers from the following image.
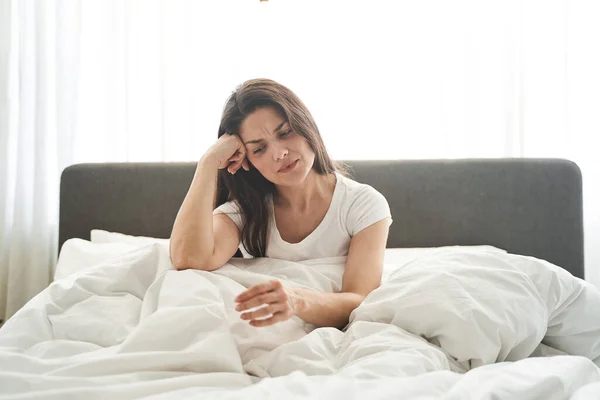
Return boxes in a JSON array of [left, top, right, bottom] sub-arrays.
[[240, 303, 286, 321], [249, 311, 292, 327], [226, 152, 248, 175], [227, 135, 248, 174], [215, 132, 249, 173], [235, 280, 282, 303], [235, 291, 279, 312], [235, 280, 295, 328]]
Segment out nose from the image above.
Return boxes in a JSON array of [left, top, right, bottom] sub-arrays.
[[272, 143, 289, 162]]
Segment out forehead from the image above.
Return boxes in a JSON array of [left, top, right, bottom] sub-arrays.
[[239, 107, 287, 140]]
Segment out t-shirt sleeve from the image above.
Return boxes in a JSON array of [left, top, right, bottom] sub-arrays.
[[213, 200, 243, 231], [347, 186, 393, 236]]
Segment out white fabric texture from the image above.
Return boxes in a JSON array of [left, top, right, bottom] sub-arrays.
[[63, 232, 508, 282], [214, 172, 392, 260], [352, 249, 600, 370], [2, 244, 600, 398], [90, 229, 170, 247], [0, 1, 80, 322], [1, 0, 600, 324], [54, 239, 138, 280]]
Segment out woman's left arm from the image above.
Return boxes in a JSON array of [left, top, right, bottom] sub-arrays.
[[235, 217, 391, 329]]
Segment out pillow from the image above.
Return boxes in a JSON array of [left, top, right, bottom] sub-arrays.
[[383, 245, 505, 265], [55, 239, 138, 280], [91, 229, 504, 261], [354, 249, 600, 369], [88, 229, 506, 281], [382, 245, 506, 280], [90, 229, 169, 247]]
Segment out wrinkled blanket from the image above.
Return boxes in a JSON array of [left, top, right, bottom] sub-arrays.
[[2, 244, 600, 399]]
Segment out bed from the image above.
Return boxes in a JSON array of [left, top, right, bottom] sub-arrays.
[[3, 158, 600, 400], [58, 158, 584, 277]]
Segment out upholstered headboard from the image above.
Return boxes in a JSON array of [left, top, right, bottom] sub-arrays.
[[59, 158, 585, 278]]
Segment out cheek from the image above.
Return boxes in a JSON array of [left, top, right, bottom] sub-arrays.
[[292, 136, 312, 154], [300, 140, 315, 157]]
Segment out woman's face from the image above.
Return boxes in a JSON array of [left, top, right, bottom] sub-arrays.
[[239, 106, 315, 186]]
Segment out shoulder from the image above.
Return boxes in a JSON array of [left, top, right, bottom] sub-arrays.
[[336, 173, 392, 236], [213, 200, 244, 229], [337, 173, 388, 207], [214, 200, 242, 214]]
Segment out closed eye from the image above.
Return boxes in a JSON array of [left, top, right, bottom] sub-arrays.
[[253, 130, 293, 154]]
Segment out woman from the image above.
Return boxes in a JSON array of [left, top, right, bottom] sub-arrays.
[[170, 78, 392, 330]]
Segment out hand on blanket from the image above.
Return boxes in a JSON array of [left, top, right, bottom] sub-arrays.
[[234, 279, 299, 327]]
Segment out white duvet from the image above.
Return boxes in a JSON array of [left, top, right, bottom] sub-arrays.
[[2, 244, 600, 399]]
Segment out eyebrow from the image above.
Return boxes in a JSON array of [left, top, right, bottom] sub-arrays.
[[244, 120, 288, 145]]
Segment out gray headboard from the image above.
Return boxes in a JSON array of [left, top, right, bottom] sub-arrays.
[[59, 158, 585, 279]]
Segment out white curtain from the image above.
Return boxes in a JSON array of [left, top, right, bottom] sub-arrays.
[[0, 1, 81, 322], [1, 0, 599, 322]]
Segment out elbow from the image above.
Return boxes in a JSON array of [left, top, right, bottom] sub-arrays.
[[169, 240, 213, 271], [172, 256, 203, 271], [169, 248, 205, 272], [170, 252, 222, 272]]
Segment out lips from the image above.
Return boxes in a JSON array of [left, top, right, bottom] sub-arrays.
[[278, 159, 298, 172]]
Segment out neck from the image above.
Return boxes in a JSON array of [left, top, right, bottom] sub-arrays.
[[274, 170, 336, 213]]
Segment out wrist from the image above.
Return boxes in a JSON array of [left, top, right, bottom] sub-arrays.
[[199, 151, 220, 170], [289, 287, 307, 314]]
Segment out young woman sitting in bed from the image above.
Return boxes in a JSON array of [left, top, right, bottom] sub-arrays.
[[170, 78, 392, 330]]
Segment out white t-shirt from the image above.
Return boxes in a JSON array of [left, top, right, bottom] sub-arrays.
[[213, 172, 393, 261]]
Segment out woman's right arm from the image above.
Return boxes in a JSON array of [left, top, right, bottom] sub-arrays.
[[169, 134, 249, 271]]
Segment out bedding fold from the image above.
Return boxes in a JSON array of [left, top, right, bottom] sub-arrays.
[[2, 243, 600, 399]]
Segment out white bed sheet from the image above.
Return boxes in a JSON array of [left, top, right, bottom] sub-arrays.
[[4, 242, 600, 399], [56, 229, 507, 281]]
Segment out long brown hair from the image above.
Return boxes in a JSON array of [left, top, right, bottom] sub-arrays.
[[215, 78, 347, 257]]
